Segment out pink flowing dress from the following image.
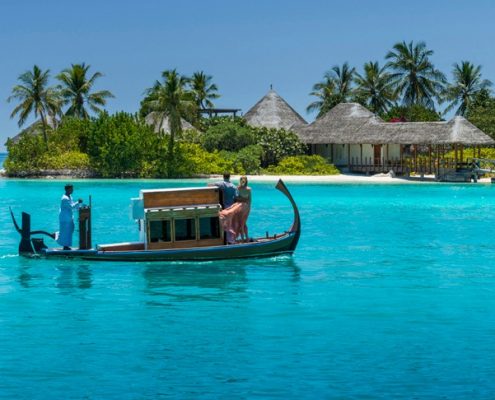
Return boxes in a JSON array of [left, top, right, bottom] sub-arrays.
[[219, 187, 251, 241]]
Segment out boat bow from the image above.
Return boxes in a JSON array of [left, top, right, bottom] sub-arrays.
[[275, 179, 301, 250]]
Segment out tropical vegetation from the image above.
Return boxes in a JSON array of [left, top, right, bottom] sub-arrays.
[[7, 65, 60, 146], [307, 40, 493, 125], [56, 63, 114, 119], [443, 61, 492, 116]]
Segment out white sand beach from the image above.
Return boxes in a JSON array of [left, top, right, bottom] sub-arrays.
[[209, 174, 494, 184]]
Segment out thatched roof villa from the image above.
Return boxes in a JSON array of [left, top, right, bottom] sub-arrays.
[[244, 89, 307, 130], [292, 103, 494, 176]]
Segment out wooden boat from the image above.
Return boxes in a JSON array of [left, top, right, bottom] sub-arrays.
[[11, 179, 300, 261]]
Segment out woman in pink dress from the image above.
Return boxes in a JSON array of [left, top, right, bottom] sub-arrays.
[[219, 176, 252, 243]]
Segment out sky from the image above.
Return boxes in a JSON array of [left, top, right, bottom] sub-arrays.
[[0, 0, 494, 151]]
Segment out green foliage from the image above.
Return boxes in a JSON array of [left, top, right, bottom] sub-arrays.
[[37, 151, 90, 170], [218, 145, 264, 174], [57, 63, 114, 119], [265, 155, 340, 175], [466, 90, 495, 138], [86, 112, 162, 177], [172, 143, 234, 177], [235, 145, 263, 174], [4, 134, 47, 173], [381, 104, 442, 122], [197, 116, 247, 132], [50, 117, 92, 153], [4, 132, 90, 174], [254, 127, 306, 167], [307, 62, 356, 117], [202, 121, 255, 152]]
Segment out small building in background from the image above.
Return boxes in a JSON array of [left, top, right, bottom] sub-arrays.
[[294, 103, 495, 175], [244, 89, 307, 131]]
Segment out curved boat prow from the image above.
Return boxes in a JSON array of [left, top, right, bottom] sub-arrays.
[[10, 208, 55, 256], [275, 179, 301, 251]]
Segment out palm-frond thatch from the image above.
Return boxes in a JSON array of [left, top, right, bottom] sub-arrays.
[[144, 112, 196, 134], [295, 103, 494, 145], [244, 89, 307, 130]]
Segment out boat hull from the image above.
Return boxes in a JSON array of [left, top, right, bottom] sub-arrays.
[[42, 232, 298, 262]]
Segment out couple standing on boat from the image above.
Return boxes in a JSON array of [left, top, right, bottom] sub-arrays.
[[210, 173, 251, 244]]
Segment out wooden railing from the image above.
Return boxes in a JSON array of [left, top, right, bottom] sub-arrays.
[[348, 157, 478, 176]]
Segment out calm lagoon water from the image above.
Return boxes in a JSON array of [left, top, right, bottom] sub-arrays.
[[1, 179, 495, 399]]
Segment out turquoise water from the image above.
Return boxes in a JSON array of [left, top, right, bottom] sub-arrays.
[[1, 179, 495, 399]]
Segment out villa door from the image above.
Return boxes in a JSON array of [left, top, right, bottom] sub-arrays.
[[374, 145, 382, 165]]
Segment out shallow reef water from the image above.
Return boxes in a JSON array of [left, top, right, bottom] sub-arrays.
[[1, 179, 495, 398]]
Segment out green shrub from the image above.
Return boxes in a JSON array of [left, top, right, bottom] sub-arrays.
[[265, 155, 340, 175], [87, 112, 162, 177], [38, 151, 91, 170], [172, 143, 234, 177], [4, 134, 47, 173], [50, 117, 92, 153], [253, 127, 306, 167], [202, 121, 256, 152], [235, 144, 263, 174]]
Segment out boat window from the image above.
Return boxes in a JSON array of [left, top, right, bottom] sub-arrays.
[[175, 218, 196, 241], [199, 217, 220, 239], [149, 220, 171, 242]]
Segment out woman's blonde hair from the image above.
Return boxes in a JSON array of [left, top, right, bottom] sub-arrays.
[[239, 175, 248, 187]]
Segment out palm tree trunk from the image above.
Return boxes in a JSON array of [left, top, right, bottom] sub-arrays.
[[167, 113, 182, 178], [39, 109, 49, 149]]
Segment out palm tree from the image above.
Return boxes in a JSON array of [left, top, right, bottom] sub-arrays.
[[354, 61, 396, 114], [7, 65, 61, 146], [307, 62, 355, 117], [57, 63, 114, 119], [443, 61, 492, 116], [142, 69, 196, 177], [190, 71, 220, 110], [385, 41, 446, 108]]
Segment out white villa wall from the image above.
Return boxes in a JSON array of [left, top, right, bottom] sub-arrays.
[[312, 143, 403, 166]]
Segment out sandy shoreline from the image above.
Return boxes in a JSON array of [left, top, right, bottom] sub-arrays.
[[216, 174, 494, 184], [1, 170, 492, 184]]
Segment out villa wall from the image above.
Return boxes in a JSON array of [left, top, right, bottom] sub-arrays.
[[313, 143, 402, 166]]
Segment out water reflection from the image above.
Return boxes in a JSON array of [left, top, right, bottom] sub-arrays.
[[142, 256, 301, 304], [142, 261, 248, 303], [55, 264, 93, 293]]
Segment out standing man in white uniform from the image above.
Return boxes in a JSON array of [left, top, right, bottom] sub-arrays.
[[58, 184, 82, 250]]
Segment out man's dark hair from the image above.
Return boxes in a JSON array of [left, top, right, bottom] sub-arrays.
[[64, 184, 73, 190], [223, 173, 230, 180]]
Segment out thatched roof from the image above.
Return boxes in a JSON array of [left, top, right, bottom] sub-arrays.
[[8, 115, 58, 144], [145, 112, 196, 134], [244, 89, 307, 130], [296, 103, 495, 145]]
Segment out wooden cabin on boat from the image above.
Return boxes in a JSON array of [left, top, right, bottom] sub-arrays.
[[127, 187, 223, 250], [293, 103, 495, 178]]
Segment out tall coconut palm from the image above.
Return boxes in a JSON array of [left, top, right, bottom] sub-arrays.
[[190, 71, 220, 110], [307, 62, 355, 117], [354, 61, 396, 114], [142, 69, 196, 177], [443, 61, 492, 116], [7, 65, 61, 146], [57, 63, 114, 119], [385, 41, 446, 108]]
